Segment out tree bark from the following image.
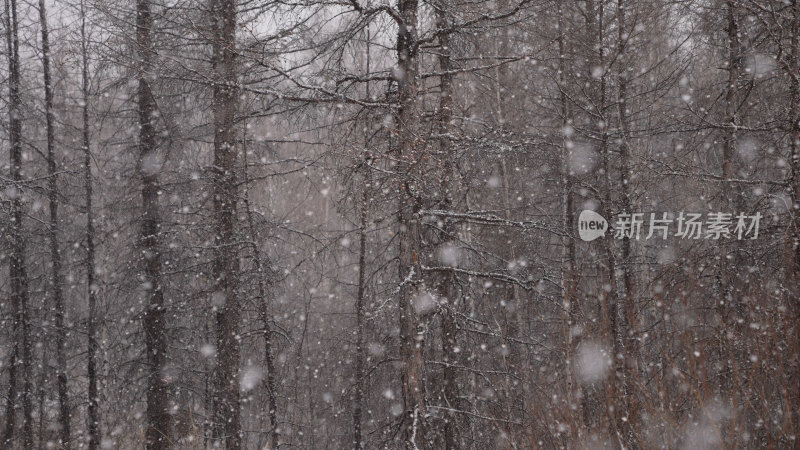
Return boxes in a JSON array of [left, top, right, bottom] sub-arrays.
[[3, 0, 34, 446], [434, 7, 460, 449], [615, 0, 639, 446], [136, 0, 171, 447], [241, 122, 279, 450], [585, 0, 625, 443], [787, 0, 800, 440], [39, 0, 71, 445], [395, 1, 428, 448], [557, 2, 584, 440], [210, 0, 241, 447], [353, 173, 368, 450], [80, 2, 101, 448]]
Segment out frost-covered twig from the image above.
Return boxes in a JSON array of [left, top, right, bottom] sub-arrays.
[[420, 209, 566, 236], [427, 406, 521, 425], [421, 265, 533, 290]]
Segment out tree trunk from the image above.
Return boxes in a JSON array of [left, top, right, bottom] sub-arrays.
[[585, 0, 625, 443], [38, 0, 71, 445], [723, 0, 740, 183], [136, 0, 171, 447], [3, 0, 34, 446], [715, 0, 742, 418], [80, 2, 101, 448], [557, 2, 584, 441], [3, 346, 18, 447], [490, 0, 533, 443], [40, 0, 71, 445], [434, 8, 460, 449], [352, 23, 374, 450], [241, 122, 279, 450], [353, 175, 368, 450], [210, 0, 241, 447], [395, 1, 428, 448], [787, 0, 800, 440], [615, 0, 639, 446]]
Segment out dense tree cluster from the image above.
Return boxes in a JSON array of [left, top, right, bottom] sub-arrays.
[[1, 0, 799, 448]]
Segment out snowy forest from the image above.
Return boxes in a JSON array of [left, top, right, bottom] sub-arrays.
[[1, 0, 800, 448]]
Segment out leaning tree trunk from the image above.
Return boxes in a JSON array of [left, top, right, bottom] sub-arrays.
[[3, 0, 34, 447], [136, 0, 171, 447], [210, 0, 241, 447], [80, 3, 101, 448], [38, 0, 71, 445]]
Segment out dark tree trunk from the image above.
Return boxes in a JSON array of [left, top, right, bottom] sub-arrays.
[[136, 0, 171, 447], [353, 170, 368, 450], [353, 24, 375, 450], [39, 0, 71, 445], [585, 0, 625, 443], [557, 2, 584, 440], [3, 345, 18, 447], [395, 1, 428, 448], [3, 0, 33, 447], [241, 125, 279, 450], [615, 0, 639, 446], [723, 0, 740, 183], [80, 3, 101, 448], [433, 6, 460, 449], [787, 0, 800, 440], [210, 0, 241, 447]]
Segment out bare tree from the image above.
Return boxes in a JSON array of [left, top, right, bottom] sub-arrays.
[[78, 2, 102, 448], [135, 0, 171, 447], [209, 0, 241, 447], [3, 0, 33, 446], [38, 0, 71, 445], [0, 0, 797, 447], [393, 1, 430, 448]]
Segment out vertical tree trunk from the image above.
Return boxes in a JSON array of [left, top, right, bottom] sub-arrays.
[[715, 2, 742, 419], [353, 24, 372, 450], [585, 0, 625, 443], [39, 0, 71, 445], [210, 0, 241, 447], [615, 0, 638, 446], [80, 2, 101, 448], [353, 175, 368, 450], [787, 0, 800, 440], [136, 0, 171, 447], [241, 123, 279, 450], [3, 0, 33, 446], [557, 3, 584, 440], [262, 289, 279, 450], [723, 0, 740, 183], [395, 1, 428, 448], [491, 1, 532, 443], [434, 7, 460, 449], [718, 0, 741, 305], [3, 347, 18, 447]]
